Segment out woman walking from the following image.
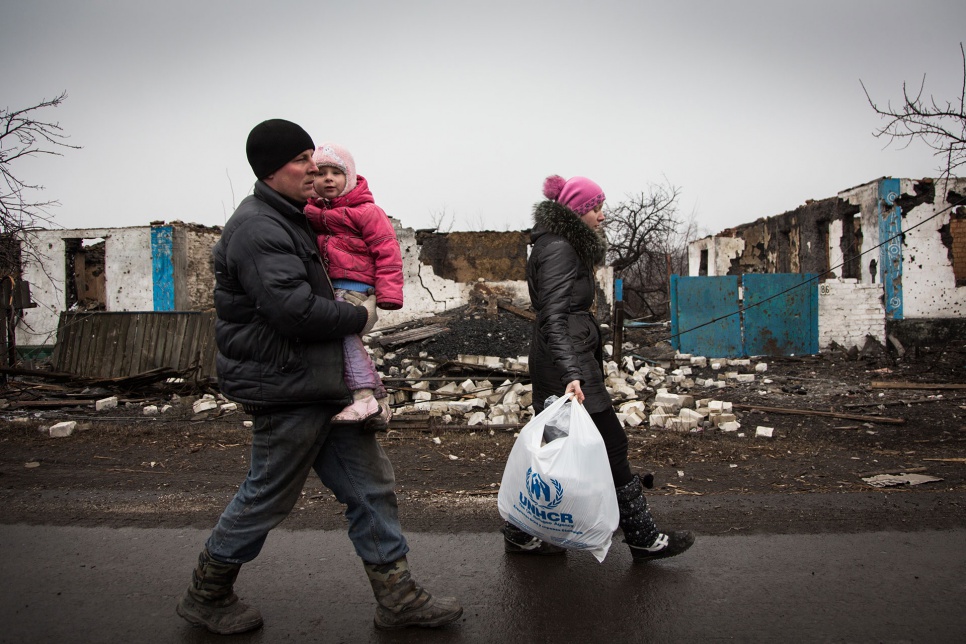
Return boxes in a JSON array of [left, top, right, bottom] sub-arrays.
[[502, 174, 695, 562]]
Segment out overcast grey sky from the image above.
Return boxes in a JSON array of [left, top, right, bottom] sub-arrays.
[[2, 0, 964, 234]]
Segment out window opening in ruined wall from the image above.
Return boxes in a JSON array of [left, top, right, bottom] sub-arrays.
[[699, 248, 708, 276], [778, 229, 791, 273], [817, 221, 830, 280], [840, 213, 863, 280], [64, 238, 106, 311]]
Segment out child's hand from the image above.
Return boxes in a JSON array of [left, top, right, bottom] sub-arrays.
[[342, 290, 378, 334]]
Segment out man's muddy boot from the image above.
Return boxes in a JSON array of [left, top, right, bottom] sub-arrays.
[[616, 474, 695, 562], [363, 557, 463, 629], [176, 547, 263, 634]]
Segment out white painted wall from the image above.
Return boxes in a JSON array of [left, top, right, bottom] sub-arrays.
[[817, 278, 886, 350], [687, 236, 745, 277], [894, 177, 965, 318], [17, 219, 615, 345], [839, 177, 966, 318], [17, 227, 154, 347], [840, 181, 880, 285]]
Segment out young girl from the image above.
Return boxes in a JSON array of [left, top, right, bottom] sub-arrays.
[[304, 143, 403, 430], [503, 174, 695, 562]]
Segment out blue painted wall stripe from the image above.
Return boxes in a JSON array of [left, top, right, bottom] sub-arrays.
[[151, 226, 175, 311], [878, 178, 903, 320]]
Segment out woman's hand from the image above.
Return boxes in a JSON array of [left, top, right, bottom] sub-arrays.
[[565, 379, 585, 404]]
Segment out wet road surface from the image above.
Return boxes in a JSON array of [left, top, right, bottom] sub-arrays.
[[1, 525, 963, 643]]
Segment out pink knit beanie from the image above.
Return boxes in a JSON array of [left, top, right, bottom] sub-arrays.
[[542, 175, 605, 215], [313, 142, 357, 196]]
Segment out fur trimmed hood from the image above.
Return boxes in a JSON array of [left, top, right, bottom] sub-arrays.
[[532, 200, 607, 269]]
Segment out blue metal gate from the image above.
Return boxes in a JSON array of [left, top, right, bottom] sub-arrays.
[[669, 275, 742, 357], [670, 274, 818, 357]]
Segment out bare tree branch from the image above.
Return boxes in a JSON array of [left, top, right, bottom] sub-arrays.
[[603, 181, 699, 319], [1, 91, 80, 236], [604, 182, 681, 271], [862, 43, 966, 176], [428, 206, 454, 233]]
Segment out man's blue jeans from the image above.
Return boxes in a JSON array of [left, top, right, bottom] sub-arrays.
[[205, 403, 409, 565]]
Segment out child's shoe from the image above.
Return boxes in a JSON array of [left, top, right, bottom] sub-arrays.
[[364, 397, 393, 432], [331, 395, 380, 425]]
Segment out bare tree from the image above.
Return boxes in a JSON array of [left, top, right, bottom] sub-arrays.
[[603, 181, 691, 320], [862, 43, 966, 176], [428, 206, 454, 232], [1, 92, 79, 237]]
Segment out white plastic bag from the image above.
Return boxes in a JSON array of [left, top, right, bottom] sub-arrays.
[[498, 393, 619, 562]]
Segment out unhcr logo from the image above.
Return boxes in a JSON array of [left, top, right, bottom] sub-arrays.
[[525, 468, 563, 509], [519, 468, 573, 524]]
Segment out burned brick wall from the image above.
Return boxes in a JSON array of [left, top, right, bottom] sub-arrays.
[[415, 230, 530, 282], [941, 196, 966, 288], [727, 196, 856, 277]]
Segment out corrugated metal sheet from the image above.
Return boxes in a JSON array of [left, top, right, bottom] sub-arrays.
[[50, 311, 217, 379]]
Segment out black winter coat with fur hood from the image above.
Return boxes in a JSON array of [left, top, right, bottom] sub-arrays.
[[527, 200, 611, 414]]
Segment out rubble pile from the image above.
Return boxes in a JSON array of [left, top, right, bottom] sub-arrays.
[[365, 305, 773, 433], [6, 304, 790, 438]]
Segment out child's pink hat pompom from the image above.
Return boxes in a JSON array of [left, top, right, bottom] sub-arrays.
[[543, 175, 566, 201]]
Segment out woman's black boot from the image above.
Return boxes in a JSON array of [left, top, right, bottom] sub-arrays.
[[615, 475, 695, 562]]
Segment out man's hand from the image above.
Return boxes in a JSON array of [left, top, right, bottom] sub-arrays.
[[342, 289, 377, 335]]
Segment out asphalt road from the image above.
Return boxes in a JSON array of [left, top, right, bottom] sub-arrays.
[[1, 524, 963, 643]]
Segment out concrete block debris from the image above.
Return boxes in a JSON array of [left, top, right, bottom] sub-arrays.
[[49, 421, 77, 438]]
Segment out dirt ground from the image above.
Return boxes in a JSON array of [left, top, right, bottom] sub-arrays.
[[1, 324, 965, 537]]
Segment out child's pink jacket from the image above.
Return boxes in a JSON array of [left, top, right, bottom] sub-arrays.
[[304, 175, 404, 310]]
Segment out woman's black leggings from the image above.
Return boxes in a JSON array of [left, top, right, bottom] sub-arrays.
[[589, 407, 634, 488]]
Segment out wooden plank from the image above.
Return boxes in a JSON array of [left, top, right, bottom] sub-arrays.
[[50, 312, 70, 370], [100, 316, 121, 376], [142, 314, 162, 372], [0, 366, 77, 380], [110, 315, 137, 376], [10, 399, 101, 409], [74, 315, 96, 377], [372, 324, 449, 348], [731, 403, 905, 425], [202, 312, 218, 378], [129, 313, 147, 375], [54, 313, 74, 374], [497, 300, 536, 322], [169, 314, 189, 370], [90, 315, 112, 378], [870, 381, 966, 390], [155, 314, 174, 369], [181, 318, 204, 368]]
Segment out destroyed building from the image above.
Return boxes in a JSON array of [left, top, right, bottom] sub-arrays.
[[8, 220, 613, 378], [684, 177, 966, 355]]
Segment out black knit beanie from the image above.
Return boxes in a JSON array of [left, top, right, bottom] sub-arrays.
[[245, 119, 315, 179]]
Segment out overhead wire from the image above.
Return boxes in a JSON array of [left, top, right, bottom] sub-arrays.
[[665, 191, 966, 345]]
